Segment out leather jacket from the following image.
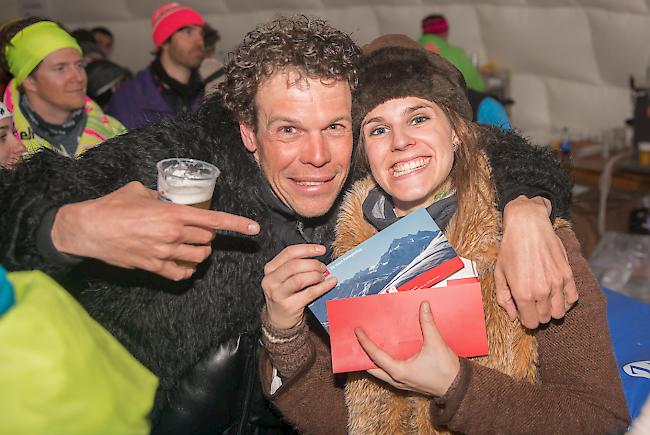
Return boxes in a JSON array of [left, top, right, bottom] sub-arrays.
[[153, 333, 293, 435]]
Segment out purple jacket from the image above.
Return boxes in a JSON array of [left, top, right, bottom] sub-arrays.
[[106, 67, 202, 130]]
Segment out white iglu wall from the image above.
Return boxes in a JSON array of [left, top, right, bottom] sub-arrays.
[[1, 0, 649, 145]]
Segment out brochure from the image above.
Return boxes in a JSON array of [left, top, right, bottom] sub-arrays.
[[327, 257, 489, 373], [309, 208, 463, 331]]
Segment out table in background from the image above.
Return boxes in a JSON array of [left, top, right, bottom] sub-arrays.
[[572, 151, 650, 192]]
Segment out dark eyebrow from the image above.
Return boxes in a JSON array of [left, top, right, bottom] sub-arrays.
[[267, 116, 301, 127], [402, 104, 435, 115], [363, 103, 437, 128], [327, 115, 352, 124], [363, 116, 384, 126], [269, 114, 351, 126]]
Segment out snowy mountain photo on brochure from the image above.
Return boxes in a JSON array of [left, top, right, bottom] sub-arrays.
[[309, 208, 463, 331]]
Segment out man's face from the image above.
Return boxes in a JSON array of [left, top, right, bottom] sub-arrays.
[[23, 47, 87, 112], [164, 25, 205, 69], [240, 71, 353, 218]]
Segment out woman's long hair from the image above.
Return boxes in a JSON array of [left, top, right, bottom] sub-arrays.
[[446, 109, 494, 211]]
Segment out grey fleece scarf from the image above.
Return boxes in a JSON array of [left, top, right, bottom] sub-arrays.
[[362, 187, 457, 232]]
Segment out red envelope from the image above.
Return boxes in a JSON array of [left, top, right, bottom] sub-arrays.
[[326, 279, 488, 373]]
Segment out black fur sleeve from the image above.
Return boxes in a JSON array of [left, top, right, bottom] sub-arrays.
[[0, 110, 226, 274], [483, 128, 572, 219]]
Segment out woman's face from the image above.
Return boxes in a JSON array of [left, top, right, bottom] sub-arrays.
[[362, 96, 456, 216], [0, 117, 26, 168]]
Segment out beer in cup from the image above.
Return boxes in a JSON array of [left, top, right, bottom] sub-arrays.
[[156, 158, 220, 209], [156, 158, 220, 268]]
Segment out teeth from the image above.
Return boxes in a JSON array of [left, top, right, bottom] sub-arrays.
[[296, 180, 324, 186], [392, 158, 430, 177]]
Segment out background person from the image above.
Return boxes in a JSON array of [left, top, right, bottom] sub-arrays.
[[106, 2, 206, 129], [199, 23, 225, 95], [0, 102, 27, 168], [0, 18, 125, 157], [0, 265, 157, 434], [71, 28, 105, 64], [418, 14, 484, 92], [92, 26, 114, 59], [417, 15, 511, 129], [85, 59, 132, 109], [258, 37, 628, 434]]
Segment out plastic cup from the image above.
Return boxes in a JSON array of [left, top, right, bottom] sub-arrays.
[[156, 158, 220, 209], [156, 158, 220, 269]]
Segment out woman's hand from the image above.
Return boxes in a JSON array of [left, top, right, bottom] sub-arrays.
[[355, 302, 460, 397], [262, 244, 337, 330]]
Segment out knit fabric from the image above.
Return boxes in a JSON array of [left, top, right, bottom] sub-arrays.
[[260, 308, 314, 379], [5, 21, 81, 85], [151, 2, 204, 47], [352, 43, 472, 139], [422, 14, 449, 36]]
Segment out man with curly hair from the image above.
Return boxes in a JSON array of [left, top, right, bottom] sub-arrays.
[[0, 15, 574, 434]]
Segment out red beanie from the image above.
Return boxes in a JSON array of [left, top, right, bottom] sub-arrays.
[[422, 14, 449, 36], [151, 2, 205, 48]]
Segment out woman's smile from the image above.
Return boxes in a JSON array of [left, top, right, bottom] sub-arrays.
[[391, 156, 431, 177]]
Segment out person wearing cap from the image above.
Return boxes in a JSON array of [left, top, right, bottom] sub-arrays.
[[106, 2, 206, 129], [418, 14, 485, 93], [418, 14, 512, 130], [258, 36, 629, 434], [0, 18, 126, 158], [0, 102, 27, 168]]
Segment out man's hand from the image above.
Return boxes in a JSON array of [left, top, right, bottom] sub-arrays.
[[356, 302, 460, 397], [262, 244, 336, 330], [51, 181, 260, 281], [495, 195, 578, 329]]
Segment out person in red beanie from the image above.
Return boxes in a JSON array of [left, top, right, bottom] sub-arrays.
[[106, 2, 206, 129]]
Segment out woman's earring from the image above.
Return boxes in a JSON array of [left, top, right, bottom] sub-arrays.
[[452, 141, 460, 152]]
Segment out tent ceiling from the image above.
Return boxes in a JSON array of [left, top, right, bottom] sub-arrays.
[[1, 0, 649, 143]]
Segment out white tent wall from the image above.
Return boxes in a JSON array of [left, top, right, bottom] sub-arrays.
[[1, 0, 649, 145]]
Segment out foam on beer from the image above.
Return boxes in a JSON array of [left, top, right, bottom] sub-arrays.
[[158, 168, 215, 205]]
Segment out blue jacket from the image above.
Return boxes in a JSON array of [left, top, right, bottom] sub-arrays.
[[106, 67, 202, 130]]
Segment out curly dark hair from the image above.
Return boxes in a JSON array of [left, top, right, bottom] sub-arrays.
[[219, 15, 360, 126], [0, 17, 52, 78]]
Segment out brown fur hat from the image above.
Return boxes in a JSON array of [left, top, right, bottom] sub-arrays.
[[353, 34, 472, 139]]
